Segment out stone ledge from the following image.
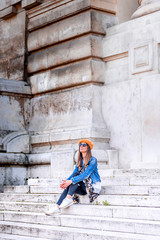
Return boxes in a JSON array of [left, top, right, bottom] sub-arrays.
[[31, 128, 110, 145], [27, 11, 115, 52], [29, 59, 105, 94], [27, 0, 72, 18], [22, 0, 42, 9], [0, 153, 28, 165], [0, 0, 21, 11], [0, 79, 32, 96], [28, 0, 117, 31], [28, 153, 51, 165], [0, 153, 51, 166], [0, 6, 17, 20], [28, 35, 103, 74]]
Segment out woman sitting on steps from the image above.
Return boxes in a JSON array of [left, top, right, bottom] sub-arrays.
[[45, 139, 101, 215]]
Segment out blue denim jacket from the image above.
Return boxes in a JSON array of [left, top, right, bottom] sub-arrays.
[[67, 156, 101, 185]]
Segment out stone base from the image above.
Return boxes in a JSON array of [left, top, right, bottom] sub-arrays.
[[132, 1, 160, 18]]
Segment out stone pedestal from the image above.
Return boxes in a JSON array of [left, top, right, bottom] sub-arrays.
[[132, 0, 160, 18]]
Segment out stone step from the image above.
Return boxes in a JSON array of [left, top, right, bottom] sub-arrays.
[[0, 202, 50, 214], [5, 185, 160, 196], [26, 169, 160, 183], [27, 176, 160, 187], [129, 176, 160, 186], [0, 233, 48, 240], [99, 169, 160, 177], [27, 178, 61, 186], [3, 186, 63, 194], [1, 193, 160, 207], [3, 186, 30, 194], [1, 202, 160, 221], [0, 220, 160, 240]]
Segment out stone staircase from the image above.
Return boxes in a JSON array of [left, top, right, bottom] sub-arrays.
[[0, 169, 160, 240]]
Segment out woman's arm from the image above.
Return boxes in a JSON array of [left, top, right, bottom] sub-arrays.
[[67, 165, 79, 180], [71, 158, 97, 185]]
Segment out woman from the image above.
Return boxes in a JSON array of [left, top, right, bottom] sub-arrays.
[[45, 139, 101, 215]]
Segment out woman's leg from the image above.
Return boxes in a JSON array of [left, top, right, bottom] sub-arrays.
[[75, 181, 87, 195], [73, 181, 87, 204], [67, 182, 82, 197], [57, 172, 81, 205], [56, 187, 69, 206]]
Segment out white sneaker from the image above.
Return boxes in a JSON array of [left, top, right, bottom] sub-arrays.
[[45, 205, 61, 216], [59, 198, 73, 209]]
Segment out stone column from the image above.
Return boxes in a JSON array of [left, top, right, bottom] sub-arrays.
[[25, 0, 119, 178], [132, 0, 160, 18]]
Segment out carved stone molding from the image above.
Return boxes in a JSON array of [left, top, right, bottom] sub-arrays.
[[22, 0, 42, 9], [129, 40, 154, 75], [132, 0, 160, 18], [0, 6, 17, 19], [0, 0, 43, 20]]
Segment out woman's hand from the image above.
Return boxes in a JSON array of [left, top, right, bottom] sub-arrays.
[[60, 180, 72, 189]]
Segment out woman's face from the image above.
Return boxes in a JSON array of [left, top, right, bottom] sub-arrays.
[[79, 142, 88, 153]]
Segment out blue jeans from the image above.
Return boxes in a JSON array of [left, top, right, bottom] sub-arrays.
[[57, 172, 87, 206]]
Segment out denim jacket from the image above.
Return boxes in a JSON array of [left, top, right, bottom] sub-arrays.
[[67, 156, 101, 185]]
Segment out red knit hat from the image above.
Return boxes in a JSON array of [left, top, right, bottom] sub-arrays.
[[78, 139, 93, 149]]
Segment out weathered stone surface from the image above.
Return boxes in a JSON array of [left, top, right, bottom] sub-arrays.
[[0, 153, 27, 165], [0, 222, 159, 240], [140, 76, 160, 163], [28, 11, 115, 52], [0, 11, 26, 80], [129, 40, 154, 75], [0, 6, 17, 20], [22, 0, 42, 9], [4, 186, 29, 193], [7, 135, 29, 153], [9, 56, 25, 80], [0, 95, 30, 131], [2, 131, 28, 151], [28, 35, 102, 74], [102, 79, 141, 169], [29, 84, 107, 132], [50, 149, 74, 178], [130, 176, 160, 186], [3, 211, 160, 236], [0, 79, 31, 95], [27, 153, 51, 165], [27, 165, 51, 179], [0, 165, 27, 186], [31, 128, 109, 145], [132, 0, 160, 18], [103, 12, 160, 60], [0, 0, 21, 11], [28, 0, 117, 31], [27, 178, 61, 186], [102, 10, 160, 168], [29, 59, 104, 94]]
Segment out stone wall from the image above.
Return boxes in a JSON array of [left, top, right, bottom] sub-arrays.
[[0, 4, 26, 80], [102, 8, 160, 168], [0, 0, 119, 185], [0, 79, 31, 190], [0, 0, 160, 188]]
